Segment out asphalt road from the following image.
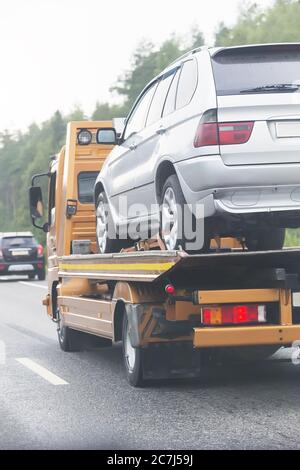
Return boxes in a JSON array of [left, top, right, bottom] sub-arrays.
[[1, 276, 300, 450]]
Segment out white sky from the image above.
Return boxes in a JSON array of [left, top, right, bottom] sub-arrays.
[[0, 0, 272, 131]]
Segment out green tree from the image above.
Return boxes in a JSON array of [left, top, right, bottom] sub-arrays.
[[111, 31, 204, 110], [215, 0, 300, 46]]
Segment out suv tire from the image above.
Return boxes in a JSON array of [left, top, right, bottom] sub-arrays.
[[160, 175, 210, 252]]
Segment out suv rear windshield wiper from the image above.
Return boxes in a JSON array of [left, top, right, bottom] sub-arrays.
[[240, 84, 300, 94]]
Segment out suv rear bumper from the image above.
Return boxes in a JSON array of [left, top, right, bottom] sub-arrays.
[[0, 259, 44, 276], [176, 155, 300, 217]]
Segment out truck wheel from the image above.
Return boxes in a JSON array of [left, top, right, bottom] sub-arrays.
[[245, 228, 285, 251], [122, 313, 144, 387], [57, 322, 82, 352], [96, 192, 124, 254], [28, 273, 36, 280], [160, 175, 210, 252]]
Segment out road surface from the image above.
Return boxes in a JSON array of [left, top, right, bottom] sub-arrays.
[[1, 276, 300, 450]]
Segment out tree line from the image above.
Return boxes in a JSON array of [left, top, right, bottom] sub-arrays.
[[0, 0, 300, 245]]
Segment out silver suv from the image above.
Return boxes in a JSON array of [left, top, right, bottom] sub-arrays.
[[95, 43, 300, 253]]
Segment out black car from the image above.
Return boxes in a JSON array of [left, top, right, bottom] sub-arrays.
[[0, 232, 45, 280]]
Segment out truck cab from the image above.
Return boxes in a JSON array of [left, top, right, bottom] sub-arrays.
[[29, 120, 117, 317]]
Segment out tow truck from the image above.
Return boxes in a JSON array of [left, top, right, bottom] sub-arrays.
[[29, 120, 300, 386]]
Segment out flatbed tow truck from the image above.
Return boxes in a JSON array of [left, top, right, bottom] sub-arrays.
[[29, 121, 300, 386]]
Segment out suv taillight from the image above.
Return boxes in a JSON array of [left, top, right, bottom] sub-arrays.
[[218, 121, 254, 145], [37, 244, 44, 257], [194, 109, 254, 147], [194, 109, 219, 147]]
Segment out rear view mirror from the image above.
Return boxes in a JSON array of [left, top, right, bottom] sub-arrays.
[[96, 128, 117, 145], [29, 186, 49, 232], [29, 186, 44, 218]]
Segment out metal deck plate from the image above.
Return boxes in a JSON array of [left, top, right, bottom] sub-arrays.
[[58, 248, 300, 285]]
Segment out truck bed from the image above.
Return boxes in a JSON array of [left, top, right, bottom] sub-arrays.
[[59, 248, 300, 288]]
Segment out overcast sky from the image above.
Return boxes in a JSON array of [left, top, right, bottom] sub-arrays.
[[0, 0, 272, 131]]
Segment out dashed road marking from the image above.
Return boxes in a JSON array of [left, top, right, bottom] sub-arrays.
[[19, 281, 47, 289], [16, 358, 68, 385]]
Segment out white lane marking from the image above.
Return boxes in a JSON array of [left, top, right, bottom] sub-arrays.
[[19, 281, 47, 289], [16, 358, 68, 385]]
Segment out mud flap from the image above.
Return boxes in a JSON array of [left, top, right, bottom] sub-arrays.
[[125, 303, 144, 348], [141, 342, 202, 381]]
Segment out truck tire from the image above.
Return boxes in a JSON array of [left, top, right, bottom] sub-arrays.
[[96, 192, 124, 254], [160, 175, 210, 252], [122, 313, 144, 387], [28, 273, 36, 280], [245, 228, 285, 251], [57, 322, 83, 352]]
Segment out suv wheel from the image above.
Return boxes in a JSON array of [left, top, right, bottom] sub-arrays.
[[96, 192, 124, 254], [160, 175, 210, 252]]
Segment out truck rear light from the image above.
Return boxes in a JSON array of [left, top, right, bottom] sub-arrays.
[[202, 304, 266, 325], [0, 264, 5, 270], [218, 122, 254, 145], [165, 284, 175, 295], [37, 244, 44, 257], [194, 109, 254, 147]]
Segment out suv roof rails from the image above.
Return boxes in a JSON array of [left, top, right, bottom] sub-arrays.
[[168, 45, 208, 68]]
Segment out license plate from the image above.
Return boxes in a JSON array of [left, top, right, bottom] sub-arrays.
[[8, 264, 34, 272], [276, 121, 300, 138], [11, 250, 29, 256]]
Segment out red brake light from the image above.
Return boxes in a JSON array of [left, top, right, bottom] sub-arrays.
[[202, 304, 266, 325], [37, 244, 44, 257], [194, 109, 219, 147], [194, 122, 219, 147], [165, 284, 175, 295], [218, 122, 254, 145], [194, 110, 254, 147]]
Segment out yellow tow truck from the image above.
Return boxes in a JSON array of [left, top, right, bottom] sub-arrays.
[[29, 120, 300, 386]]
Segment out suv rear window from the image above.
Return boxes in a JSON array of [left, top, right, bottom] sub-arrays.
[[2, 237, 36, 248], [211, 45, 300, 96]]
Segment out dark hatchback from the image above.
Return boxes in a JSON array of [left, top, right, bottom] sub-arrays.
[[0, 232, 45, 280]]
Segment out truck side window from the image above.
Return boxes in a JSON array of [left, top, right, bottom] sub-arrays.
[[48, 172, 56, 226]]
